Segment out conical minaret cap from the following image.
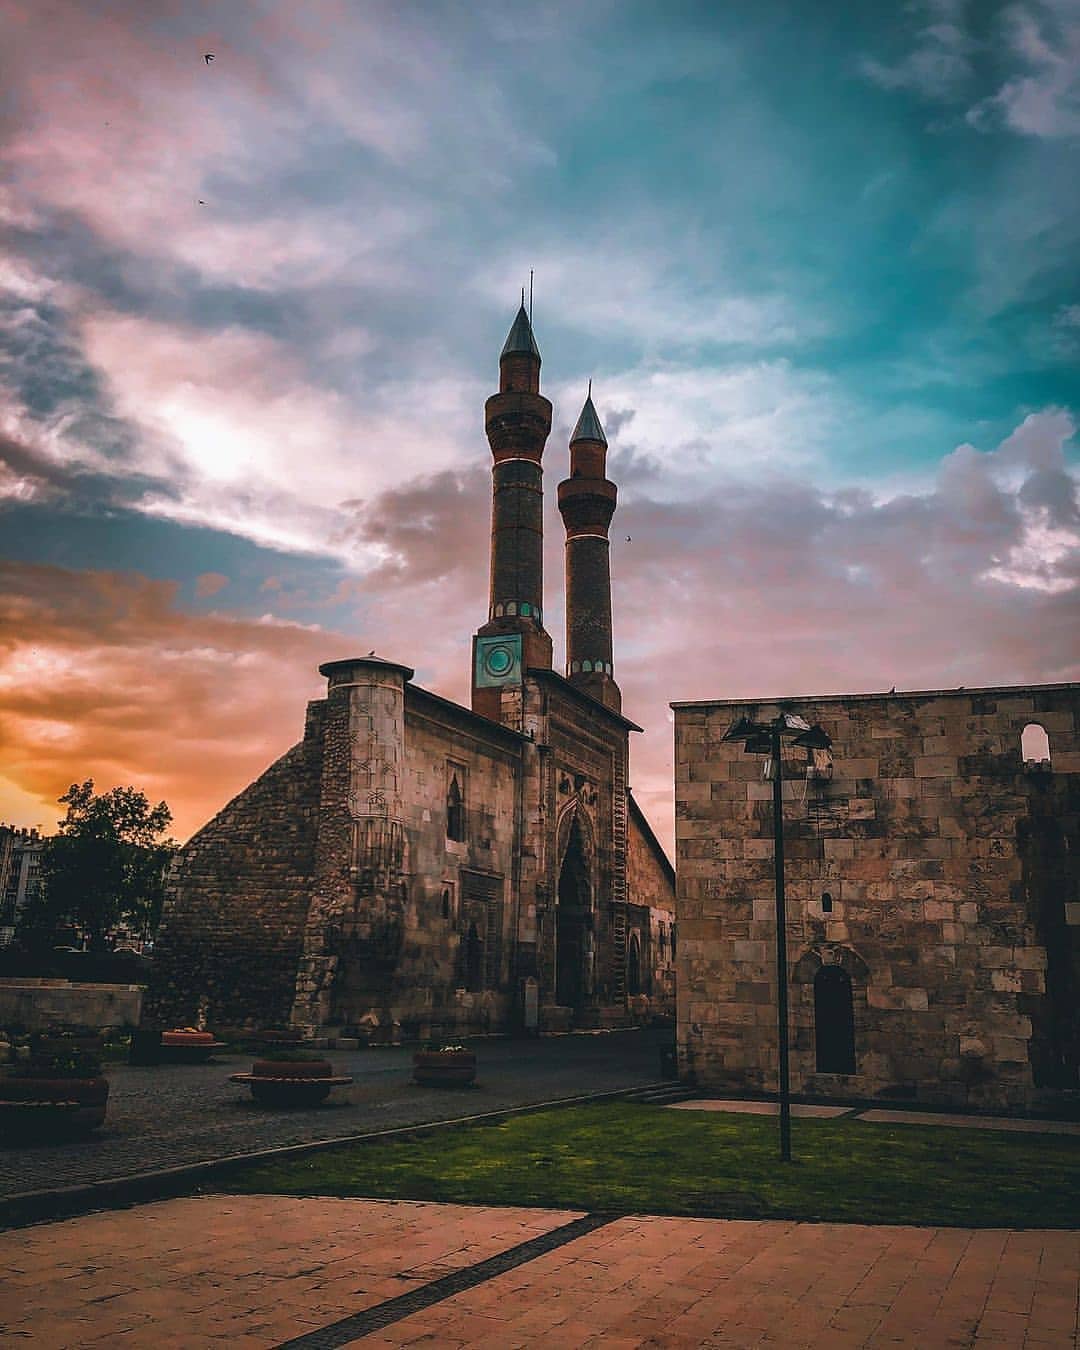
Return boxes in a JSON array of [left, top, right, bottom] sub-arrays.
[[571, 392, 607, 447], [500, 304, 541, 360]]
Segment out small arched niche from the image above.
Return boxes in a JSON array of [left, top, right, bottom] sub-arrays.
[[627, 933, 642, 997], [814, 965, 856, 1074], [1021, 723, 1051, 765]]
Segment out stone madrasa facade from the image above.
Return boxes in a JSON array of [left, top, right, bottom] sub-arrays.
[[146, 306, 675, 1041], [673, 685, 1079, 1111]]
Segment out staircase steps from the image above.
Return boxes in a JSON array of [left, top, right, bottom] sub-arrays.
[[632, 1085, 699, 1106]]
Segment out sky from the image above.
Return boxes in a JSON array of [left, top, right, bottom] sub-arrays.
[[1, 0, 1078, 851]]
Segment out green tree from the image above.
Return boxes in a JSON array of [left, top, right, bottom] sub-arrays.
[[30, 780, 175, 951]]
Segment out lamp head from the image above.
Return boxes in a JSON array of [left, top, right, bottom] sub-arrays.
[[792, 724, 832, 750], [721, 716, 763, 743]]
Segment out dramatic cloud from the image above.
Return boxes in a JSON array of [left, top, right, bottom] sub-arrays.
[[863, 0, 1080, 139], [1, 410, 1074, 852], [0, 2, 1077, 854], [967, 4, 1080, 138], [861, 3, 976, 101], [0, 562, 354, 839]]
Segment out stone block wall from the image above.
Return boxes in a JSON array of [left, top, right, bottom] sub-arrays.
[[144, 656, 674, 1042], [144, 701, 326, 1031], [384, 688, 524, 1038], [543, 680, 624, 1012], [627, 795, 676, 1013], [673, 684, 1079, 1111], [0, 979, 143, 1032]]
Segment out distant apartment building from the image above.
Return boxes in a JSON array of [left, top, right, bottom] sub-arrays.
[[0, 825, 46, 945]]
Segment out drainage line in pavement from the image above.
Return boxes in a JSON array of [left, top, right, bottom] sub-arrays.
[[275, 1212, 614, 1349]]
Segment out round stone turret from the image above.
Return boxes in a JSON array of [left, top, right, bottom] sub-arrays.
[[558, 391, 621, 713], [473, 304, 554, 721]]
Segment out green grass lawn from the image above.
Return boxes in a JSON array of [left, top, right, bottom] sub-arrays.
[[222, 1102, 1080, 1228]]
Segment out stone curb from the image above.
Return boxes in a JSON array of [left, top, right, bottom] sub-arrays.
[[0, 1080, 671, 1231]]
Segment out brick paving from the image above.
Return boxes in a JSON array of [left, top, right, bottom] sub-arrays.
[[856, 1109, 1080, 1137], [2, 1196, 1077, 1348], [0, 1029, 668, 1201], [668, 1100, 1080, 1134], [666, 1100, 850, 1118]]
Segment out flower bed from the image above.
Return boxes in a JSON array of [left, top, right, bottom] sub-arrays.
[[0, 1028, 110, 1142], [230, 1051, 352, 1107], [412, 1046, 477, 1088], [159, 1027, 226, 1063]]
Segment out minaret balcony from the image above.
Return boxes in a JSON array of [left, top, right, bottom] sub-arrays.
[[557, 477, 617, 533]]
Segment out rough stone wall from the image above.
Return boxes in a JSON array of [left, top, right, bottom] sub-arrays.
[[542, 679, 624, 1013], [144, 700, 326, 1031], [291, 661, 413, 1037], [386, 690, 523, 1038], [145, 658, 672, 1041], [627, 800, 677, 1013], [0, 980, 143, 1031], [674, 684, 1080, 1111]]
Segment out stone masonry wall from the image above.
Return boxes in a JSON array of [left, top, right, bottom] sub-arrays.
[[144, 701, 327, 1031], [386, 691, 522, 1038], [627, 800, 676, 1013], [674, 684, 1079, 1112], [544, 681, 623, 1016]]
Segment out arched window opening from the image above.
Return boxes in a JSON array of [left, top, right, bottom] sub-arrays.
[[821, 892, 834, 914], [465, 922, 484, 992], [658, 925, 666, 960], [1022, 723, 1051, 766], [441, 888, 451, 920], [670, 925, 676, 960], [627, 934, 642, 997], [446, 774, 465, 842], [814, 965, 856, 1074], [556, 815, 589, 1009]]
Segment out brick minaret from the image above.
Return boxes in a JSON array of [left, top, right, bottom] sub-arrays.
[[472, 302, 554, 721], [558, 389, 621, 713]]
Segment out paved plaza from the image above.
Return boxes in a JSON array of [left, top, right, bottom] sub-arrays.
[[668, 1100, 1080, 1135], [0, 1029, 668, 1205], [2, 1195, 1078, 1347]]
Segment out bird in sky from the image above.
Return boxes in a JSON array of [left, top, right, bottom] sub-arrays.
[[626, 536, 632, 542], [204, 53, 214, 64], [368, 650, 376, 656], [197, 199, 205, 205]]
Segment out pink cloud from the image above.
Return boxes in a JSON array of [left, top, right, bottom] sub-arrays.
[[0, 561, 354, 840], [1, 395, 1076, 859], [195, 572, 228, 598]]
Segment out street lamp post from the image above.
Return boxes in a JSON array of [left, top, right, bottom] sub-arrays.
[[722, 711, 832, 1163]]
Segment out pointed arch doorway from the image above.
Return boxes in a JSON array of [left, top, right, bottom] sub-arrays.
[[556, 814, 590, 1010]]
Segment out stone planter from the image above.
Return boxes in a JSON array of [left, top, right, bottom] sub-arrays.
[[412, 1049, 477, 1088], [230, 1057, 352, 1107], [160, 1029, 226, 1063], [0, 1074, 110, 1140]]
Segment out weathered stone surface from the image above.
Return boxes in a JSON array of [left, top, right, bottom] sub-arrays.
[[672, 684, 1080, 1112], [146, 663, 675, 1040], [145, 703, 327, 1031]]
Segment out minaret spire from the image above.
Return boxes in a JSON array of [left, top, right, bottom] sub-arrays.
[[471, 302, 554, 722], [558, 387, 620, 712]]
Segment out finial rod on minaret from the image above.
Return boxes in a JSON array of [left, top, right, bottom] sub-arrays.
[[529, 269, 534, 323]]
